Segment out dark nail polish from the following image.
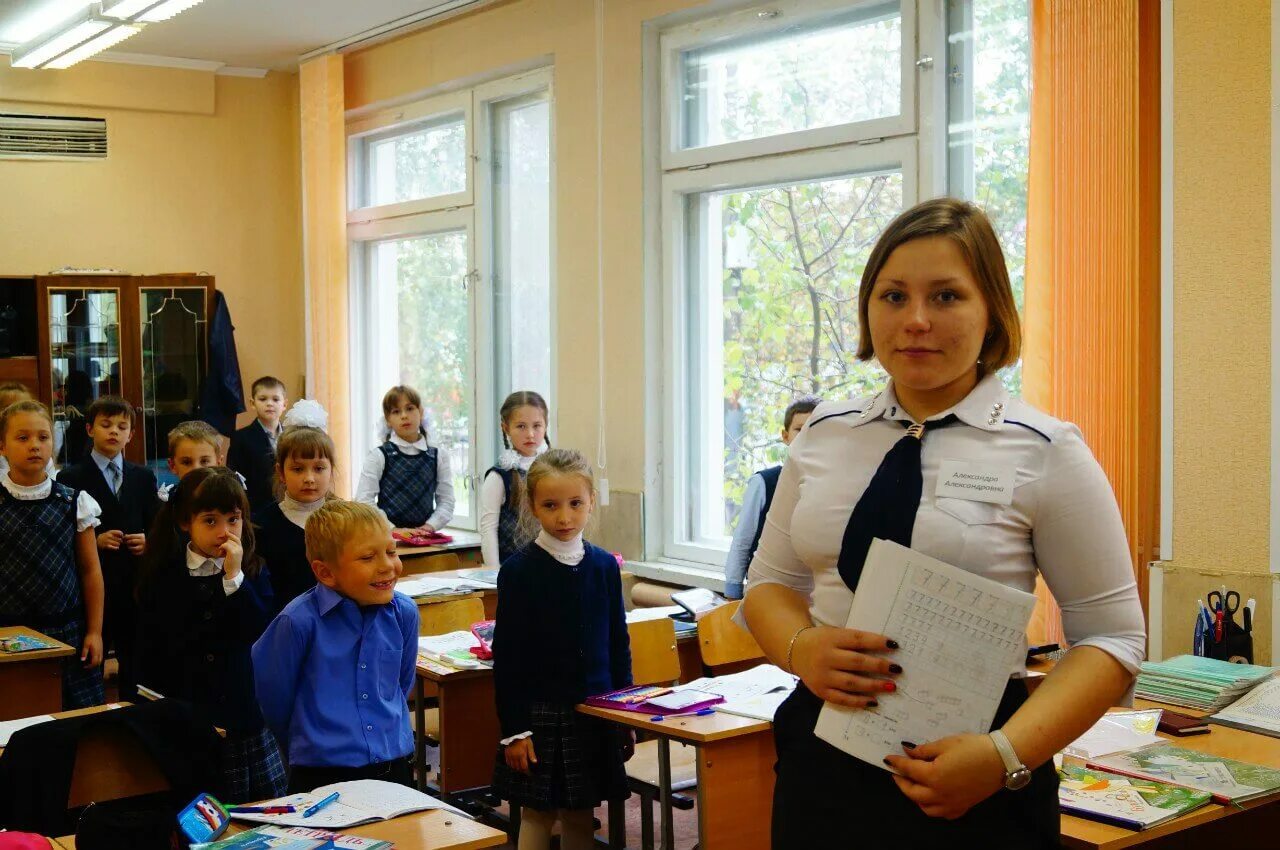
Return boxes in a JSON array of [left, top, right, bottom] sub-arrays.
[[889, 664, 904, 674], [883, 681, 897, 692], [886, 640, 900, 650], [883, 757, 893, 766], [901, 741, 916, 749], [867, 700, 879, 708]]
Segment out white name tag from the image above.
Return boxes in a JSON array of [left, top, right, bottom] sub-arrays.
[[935, 459, 1016, 505]]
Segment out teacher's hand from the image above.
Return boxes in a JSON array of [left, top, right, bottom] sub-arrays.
[[885, 734, 1007, 819], [790, 626, 902, 708]]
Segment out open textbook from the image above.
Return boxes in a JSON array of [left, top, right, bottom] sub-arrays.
[[814, 539, 1036, 771], [228, 780, 466, 829]]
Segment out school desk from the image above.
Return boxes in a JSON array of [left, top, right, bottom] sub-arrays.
[[0, 626, 75, 720], [55, 806, 507, 850], [398, 529, 484, 574], [1059, 699, 1280, 849], [578, 703, 775, 850], [421, 567, 500, 619], [414, 658, 500, 796]]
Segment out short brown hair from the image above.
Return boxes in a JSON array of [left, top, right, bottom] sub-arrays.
[[856, 198, 1021, 374], [783, 396, 821, 430], [167, 420, 221, 457], [304, 500, 391, 564], [251, 376, 286, 397], [274, 425, 337, 500], [86, 395, 134, 427]]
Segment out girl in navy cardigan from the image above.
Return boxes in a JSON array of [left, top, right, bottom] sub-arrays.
[[255, 403, 334, 609], [135, 467, 285, 802], [492, 449, 633, 850]]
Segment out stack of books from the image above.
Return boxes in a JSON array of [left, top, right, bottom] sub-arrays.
[[1135, 655, 1275, 711]]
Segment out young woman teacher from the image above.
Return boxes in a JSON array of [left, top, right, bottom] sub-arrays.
[[741, 198, 1146, 848]]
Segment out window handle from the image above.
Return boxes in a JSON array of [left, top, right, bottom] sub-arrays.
[[916, 55, 934, 70]]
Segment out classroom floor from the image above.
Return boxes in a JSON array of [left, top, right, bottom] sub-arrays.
[[420, 742, 702, 849]]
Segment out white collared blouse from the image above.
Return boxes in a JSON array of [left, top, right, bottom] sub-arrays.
[[746, 373, 1147, 675]]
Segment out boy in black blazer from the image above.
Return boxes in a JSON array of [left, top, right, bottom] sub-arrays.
[[227, 376, 287, 512], [56, 396, 159, 701]]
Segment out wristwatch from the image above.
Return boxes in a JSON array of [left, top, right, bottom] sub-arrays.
[[988, 729, 1032, 790]]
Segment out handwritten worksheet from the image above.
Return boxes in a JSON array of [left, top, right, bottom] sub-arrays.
[[814, 539, 1035, 771]]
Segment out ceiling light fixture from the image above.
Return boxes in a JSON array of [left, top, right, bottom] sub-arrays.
[[44, 22, 141, 68], [102, 0, 206, 23], [9, 3, 149, 70]]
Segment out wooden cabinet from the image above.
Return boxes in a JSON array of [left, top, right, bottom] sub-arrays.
[[0, 274, 215, 476]]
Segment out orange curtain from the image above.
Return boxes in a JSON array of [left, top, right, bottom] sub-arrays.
[[1024, 0, 1160, 645], [299, 54, 351, 496]]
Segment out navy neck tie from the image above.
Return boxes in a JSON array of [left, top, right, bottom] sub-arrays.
[[835, 414, 958, 592]]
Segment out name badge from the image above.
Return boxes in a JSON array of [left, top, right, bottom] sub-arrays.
[[935, 459, 1016, 506]]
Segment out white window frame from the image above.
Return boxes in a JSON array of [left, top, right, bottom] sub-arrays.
[[346, 67, 554, 530], [661, 139, 919, 565], [660, 0, 919, 171], [649, 0, 947, 576]]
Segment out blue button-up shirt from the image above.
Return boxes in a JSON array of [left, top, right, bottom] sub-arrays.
[[90, 449, 124, 492], [252, 584, 419, 768]]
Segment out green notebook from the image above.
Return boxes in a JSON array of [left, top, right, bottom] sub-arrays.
[[1059, 764, 1212, 830], [1089, 741, 1280, 805]]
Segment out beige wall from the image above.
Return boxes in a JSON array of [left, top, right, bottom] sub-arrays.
[[0, 63, 304, 431], [1161, 0, 1273, 661]]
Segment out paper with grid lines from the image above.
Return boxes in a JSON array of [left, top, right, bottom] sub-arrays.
[[814, 539, 1036, 771]]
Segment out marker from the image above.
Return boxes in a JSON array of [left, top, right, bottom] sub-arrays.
[[651, 708, 716, 722], [303, 792, 340, 818]]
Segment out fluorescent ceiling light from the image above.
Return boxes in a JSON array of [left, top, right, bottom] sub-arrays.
[[11, 17, 109, 68], [100, 0, 158, 19], [139, 0, 206, 23], [45, 22, 141, 68]]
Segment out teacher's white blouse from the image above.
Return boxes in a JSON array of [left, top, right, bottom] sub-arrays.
[[746, 373, 1147, 674]]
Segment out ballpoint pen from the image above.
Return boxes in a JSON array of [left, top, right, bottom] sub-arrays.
[[651, 708, 716, 722], [303, 791, 340, 818]]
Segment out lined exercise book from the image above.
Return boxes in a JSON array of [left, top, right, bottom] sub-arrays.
[[814, 539, 1036, 771]]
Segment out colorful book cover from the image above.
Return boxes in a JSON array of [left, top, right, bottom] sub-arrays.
[[1089, 741, 1280, 804], [0, 634, 56, 653], [251, 826, 391, 850], [191, 825, 334, 850], [1058, 764, 1212, 830]]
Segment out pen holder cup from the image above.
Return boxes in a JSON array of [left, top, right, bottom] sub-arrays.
[[1205, 615, 1253, 665]]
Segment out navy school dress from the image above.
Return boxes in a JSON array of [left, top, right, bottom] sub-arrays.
[[492, 540, 632, 810], [376, 442, 437, 528], [0, 480, 104, 709], [255, 501, 315, 610], [485, 466, 523, 564], [134, 552, 286, 802]]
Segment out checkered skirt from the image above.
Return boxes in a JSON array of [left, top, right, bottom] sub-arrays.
[[41, 617, 105, 710], [492, 701, 630, 811], [219, 726, 288, 804]]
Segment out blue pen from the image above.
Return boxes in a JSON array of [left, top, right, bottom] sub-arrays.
[[651, 708, 716, 722], [302, 791, 340, 818]]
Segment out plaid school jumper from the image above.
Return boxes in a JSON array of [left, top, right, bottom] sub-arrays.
[[375, 442, 437, 528], [0, 481, 104, 708]]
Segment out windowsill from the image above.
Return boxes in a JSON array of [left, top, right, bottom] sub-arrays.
[[623, 558, 727, 593]]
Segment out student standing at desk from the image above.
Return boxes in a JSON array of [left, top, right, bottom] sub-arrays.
[[741, 199, 1147, 849]]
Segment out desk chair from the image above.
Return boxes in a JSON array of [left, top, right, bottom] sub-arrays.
[[625, 617, 697, 850], [697, 601, 764, 676]]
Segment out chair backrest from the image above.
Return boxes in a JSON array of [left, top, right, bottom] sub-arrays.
[[627, 617, 681, 686], [698, 600, 765, 672], [418, 595, 487, 636], [70, 723, 170, 808], [402, 552, 461, 575]]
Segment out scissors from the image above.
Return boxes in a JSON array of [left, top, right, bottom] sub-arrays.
[[1207, 589, 1240, 616], [1207, 590, 1239, 642]]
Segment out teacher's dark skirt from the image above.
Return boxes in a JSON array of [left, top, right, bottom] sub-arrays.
[[771, 680, 1060, 849], [493, 701, 630, 812]]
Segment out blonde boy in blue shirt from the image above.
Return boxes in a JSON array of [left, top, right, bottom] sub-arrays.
[[252, 500, 419, 792]]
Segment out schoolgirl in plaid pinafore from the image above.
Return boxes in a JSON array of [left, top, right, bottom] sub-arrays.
[[375, 442, 437, 529], [0, 479, 104, 708]]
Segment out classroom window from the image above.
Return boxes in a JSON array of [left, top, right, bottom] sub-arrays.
[[657, 0, 1029, 570], [349, 69, 553, 529], [947, 0, 1031, 397]]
